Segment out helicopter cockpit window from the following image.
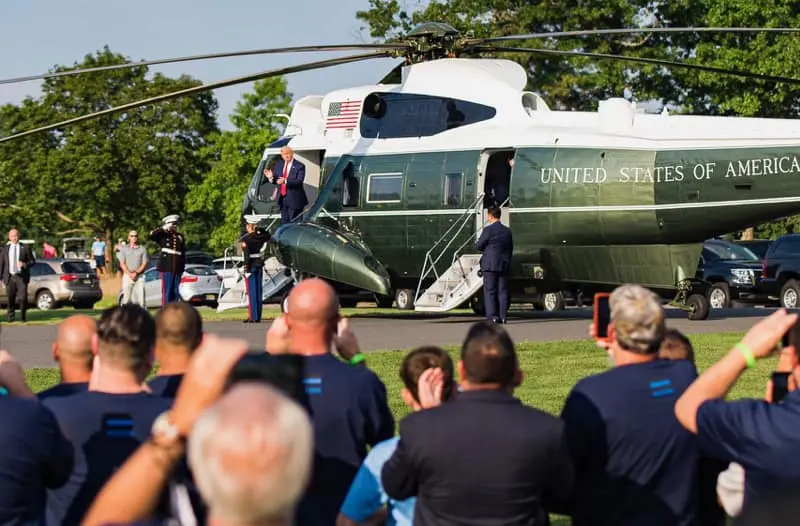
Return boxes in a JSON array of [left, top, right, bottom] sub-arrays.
[[366, 173, 402, 203], [443, 172, 463, 205], [359, 93, 496, 139], [342, 162, 359, 207]]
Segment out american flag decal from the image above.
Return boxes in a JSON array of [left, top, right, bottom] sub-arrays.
[[325, 100, 361, 130]]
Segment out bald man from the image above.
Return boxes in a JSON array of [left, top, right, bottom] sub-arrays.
[[38, 315, 96, 399], [282, 278, 394, 525], [265, 146, 307, 224], [147, 302, 203, 398]]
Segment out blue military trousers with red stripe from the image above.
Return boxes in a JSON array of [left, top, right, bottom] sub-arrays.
[[161, 272, 181, 304], [245, 266, 263, 321]]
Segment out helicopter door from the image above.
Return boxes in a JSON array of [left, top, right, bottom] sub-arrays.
[[291, 149, 325, 208], [476, 148, 514, 231]]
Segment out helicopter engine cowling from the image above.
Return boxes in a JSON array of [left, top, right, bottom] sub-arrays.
[[271, 221, 393, 296]]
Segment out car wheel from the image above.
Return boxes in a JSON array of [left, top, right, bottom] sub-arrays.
[[781, 279, 800, 309], [36, 290, 56, 311], [394, 288, 414, 310], [543, 292, 565, 312], [687, 293, 710, 321], [339, 297, 358, 308], [707, 283, 730, 309]]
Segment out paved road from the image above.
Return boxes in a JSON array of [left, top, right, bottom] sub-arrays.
[[6, 306, 775, 368]]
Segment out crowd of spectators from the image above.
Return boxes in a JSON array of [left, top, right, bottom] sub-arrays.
[[0, 278, 799, 525]]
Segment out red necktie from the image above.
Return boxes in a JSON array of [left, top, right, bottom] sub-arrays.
[[281, 162, 288, 196]]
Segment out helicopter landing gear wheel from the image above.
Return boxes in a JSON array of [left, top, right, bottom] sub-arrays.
[[687, 294, 710, 321]]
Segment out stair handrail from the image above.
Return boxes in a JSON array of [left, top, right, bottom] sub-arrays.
[[450, 196, 511, 266], [414, 193, 485, 305]]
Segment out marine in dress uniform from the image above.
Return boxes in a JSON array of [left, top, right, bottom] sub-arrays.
[[240, 218, 272, 323], [148, 214, 186, 305]]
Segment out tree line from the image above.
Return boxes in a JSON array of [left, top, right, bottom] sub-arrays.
[[2, 2, 800, 257]]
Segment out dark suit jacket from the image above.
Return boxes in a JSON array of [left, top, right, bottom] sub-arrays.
[[0, 243, 35, 285], [476, 220, 513, 273], [381, 390, 574, 526], [271, 158, 308, 210]]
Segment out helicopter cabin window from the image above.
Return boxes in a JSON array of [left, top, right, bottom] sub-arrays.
[[359, 92, 496, 139], [342, 161, 359, 207], [443, 172, 463, 205], [366, 173, 403, 203]]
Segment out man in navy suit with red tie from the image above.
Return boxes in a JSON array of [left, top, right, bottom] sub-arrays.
[[266, 145, 308, 224]]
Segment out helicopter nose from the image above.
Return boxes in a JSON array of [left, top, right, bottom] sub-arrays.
[[271, 221, 392, 296]]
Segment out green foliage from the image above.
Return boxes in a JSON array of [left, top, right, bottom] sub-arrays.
[[186, 77, 292, 253], [0, 47, 219, 253]]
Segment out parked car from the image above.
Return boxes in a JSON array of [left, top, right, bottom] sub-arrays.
[[696, 239, 767, 309], [146, 250, 214, 269], [62, 237, 94, 268], [760, 234, 800, 308], [210, 256, 244, 290], [0, 259, 102, 310], [117, 264, 222, 307], [734, 239, 773, 260]]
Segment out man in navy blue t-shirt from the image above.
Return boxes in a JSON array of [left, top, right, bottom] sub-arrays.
[[38, 314, 95, 400], [560, 284, 699, 526], [43, 304, 173, 525], [675, 308, 800, 514], [147, 303, 202, 398], [0, 350, 74, 526], [281, 278, 395, 526]]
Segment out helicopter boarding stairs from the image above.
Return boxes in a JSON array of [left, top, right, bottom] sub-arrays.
[[216, 220, 294, 312], [413, 194, 505, 312]]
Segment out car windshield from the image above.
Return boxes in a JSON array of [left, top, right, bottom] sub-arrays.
[[705, 242, 758, 261], [61, 261, 93, 274]]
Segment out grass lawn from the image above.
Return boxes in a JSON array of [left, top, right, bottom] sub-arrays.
[[23, 331, 765, 525]]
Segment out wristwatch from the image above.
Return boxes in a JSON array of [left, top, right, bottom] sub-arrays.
[[150, 411, 184, 448]]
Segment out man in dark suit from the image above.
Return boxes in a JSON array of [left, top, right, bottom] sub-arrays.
[[381, 321, 574, 526], [0, 229, 36, 322], [266, 146, 307, 224], [476, 206, 513, 324]]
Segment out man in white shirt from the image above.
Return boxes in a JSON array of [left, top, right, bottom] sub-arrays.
[[1, 229, 36, 322]]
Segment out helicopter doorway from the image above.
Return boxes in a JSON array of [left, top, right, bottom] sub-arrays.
[[477, 148, 514, 231], [291, 149, 325, 208]]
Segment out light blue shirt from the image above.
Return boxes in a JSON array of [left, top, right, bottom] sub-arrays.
[[340, 437, 415, 526], [91, 241, 106, 256]]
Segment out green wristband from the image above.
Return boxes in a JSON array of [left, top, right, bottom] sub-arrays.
[[736, 342, 756, 368], [349, 353, 366, 366]]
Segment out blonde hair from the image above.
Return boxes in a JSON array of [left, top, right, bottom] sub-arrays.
[[610, 284, 665, 355]]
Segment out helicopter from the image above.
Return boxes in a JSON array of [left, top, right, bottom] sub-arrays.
[[5, 22, 800, 320]]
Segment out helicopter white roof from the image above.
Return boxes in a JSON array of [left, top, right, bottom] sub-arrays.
[[270, 56, 800, 157]]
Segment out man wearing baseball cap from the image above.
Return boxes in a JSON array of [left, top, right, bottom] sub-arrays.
[[148, 214, 186, 305]]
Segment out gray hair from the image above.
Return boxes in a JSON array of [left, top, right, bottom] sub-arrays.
[[188, 383, 314, 524], [610, 284, 665, 355]]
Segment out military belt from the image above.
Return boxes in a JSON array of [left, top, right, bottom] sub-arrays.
[[161, 248, 181, 255]]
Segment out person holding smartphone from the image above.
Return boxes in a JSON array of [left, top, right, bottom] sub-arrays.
[[675, 309, 800, 516]]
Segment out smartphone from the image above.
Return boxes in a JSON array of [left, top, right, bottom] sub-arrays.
[[772, 372, 790, 403], [782, 319, 800, 348], [593, 293, 611, 342]]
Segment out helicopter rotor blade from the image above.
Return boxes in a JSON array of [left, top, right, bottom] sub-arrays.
[[470, 27, 800, 45], [473, 46, 800, 86], [0, 51, 391, 144], [0, 43, 408, 86]]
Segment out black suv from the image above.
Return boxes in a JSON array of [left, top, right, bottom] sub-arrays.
[[761, 234, 800, 308], [734, 239, 773, 260], [697, 239, 766, 309]]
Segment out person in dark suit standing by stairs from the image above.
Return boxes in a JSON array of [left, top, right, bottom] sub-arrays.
[[0, 229, 35, 322], [476, 206, 513, 324]]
